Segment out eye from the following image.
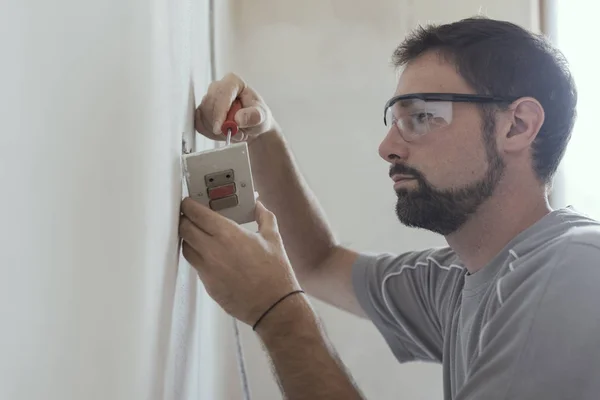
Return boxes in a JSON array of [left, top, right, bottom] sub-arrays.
[[412, 112, 434, 124]]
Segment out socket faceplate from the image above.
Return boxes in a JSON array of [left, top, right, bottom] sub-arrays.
[[183, 142, 256, 224]]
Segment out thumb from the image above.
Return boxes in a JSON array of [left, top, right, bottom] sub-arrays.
[[255, 201, 278, 236], [235, 106, 265, 128]]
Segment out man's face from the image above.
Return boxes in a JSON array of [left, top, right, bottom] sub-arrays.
[[378, 52, 506, 235]]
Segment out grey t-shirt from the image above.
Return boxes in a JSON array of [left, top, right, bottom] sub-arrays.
[[353, 207, 600, 399]]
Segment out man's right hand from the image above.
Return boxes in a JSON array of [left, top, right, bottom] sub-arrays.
[[195, 72, 278, 144]]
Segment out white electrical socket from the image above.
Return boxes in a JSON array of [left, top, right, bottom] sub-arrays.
[[183, 142, 257, 224]]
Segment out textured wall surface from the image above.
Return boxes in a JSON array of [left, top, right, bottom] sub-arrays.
[[0, 0, 214, 398]]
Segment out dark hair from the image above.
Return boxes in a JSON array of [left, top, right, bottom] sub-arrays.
[[392, 16, 577, 184]]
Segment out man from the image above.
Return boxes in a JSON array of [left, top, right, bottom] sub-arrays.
[[179, 16, 600, 399]]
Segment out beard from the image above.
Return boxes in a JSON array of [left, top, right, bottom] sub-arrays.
[[393, 123, 505, 236]]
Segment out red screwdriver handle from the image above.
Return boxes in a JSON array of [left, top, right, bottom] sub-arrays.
[[221, 99, 242, 136]]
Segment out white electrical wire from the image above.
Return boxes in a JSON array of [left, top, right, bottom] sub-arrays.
[[208, 1, 252, 399], [233, 318, 252, 400]]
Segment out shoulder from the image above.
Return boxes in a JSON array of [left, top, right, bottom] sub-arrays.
[[550, 226, 600, 283], [553, 206, 600, 247], [353, 245, 464, 277], [511, 208, 600, 273], [506, 207, 600, 268], [352, 246, 466, 303], [499, 208, 600, 305]]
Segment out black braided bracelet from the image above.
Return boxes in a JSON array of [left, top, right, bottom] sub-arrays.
[[252, 289, 305, 331]]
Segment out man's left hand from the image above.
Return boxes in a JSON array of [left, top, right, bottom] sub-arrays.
[[179, 197, 301, 326]]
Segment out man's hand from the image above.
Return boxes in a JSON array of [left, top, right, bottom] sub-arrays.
[[195, 72, 278, 143], [179, 197, 301, 326], [179, 198, 365, 400]]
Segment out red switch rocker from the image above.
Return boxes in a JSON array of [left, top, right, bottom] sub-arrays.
[[208, 183, 236, 200]]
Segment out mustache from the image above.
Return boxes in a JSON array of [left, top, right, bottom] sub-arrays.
[[389, 163, 424, 180]]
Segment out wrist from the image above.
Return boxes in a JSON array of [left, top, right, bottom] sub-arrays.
[[255, 290, 315, 340], [247, 124, 283, 147]]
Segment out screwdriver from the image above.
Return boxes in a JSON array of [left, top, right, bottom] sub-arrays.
[[221, 98, 243, 146]]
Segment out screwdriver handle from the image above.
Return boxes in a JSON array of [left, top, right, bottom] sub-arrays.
[[221, 99, 243, 136]]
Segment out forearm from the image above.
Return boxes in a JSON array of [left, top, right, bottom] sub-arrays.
[[256, 293, 365, 400], [248, 129, 337, 276]]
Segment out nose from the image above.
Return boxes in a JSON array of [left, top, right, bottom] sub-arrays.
[[378, 126, 409, 163]]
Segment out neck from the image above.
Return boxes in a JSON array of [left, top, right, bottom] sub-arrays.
[[445, 182, 552, 274]]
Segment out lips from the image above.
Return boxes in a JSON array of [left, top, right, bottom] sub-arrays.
[[391, 174, 415, 183]]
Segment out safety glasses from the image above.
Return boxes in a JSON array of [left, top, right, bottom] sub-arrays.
[[383, 93, 519, 142]]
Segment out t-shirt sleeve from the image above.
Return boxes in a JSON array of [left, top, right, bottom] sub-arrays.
[[457, 240, 600, 400], [352, 246, 465, 364]]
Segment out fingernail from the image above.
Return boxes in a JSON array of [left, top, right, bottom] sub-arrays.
[[242, 112, 250, 126], [213, 121, 222, 135]]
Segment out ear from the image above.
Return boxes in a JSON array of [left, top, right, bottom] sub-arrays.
[[500, 97, 545, 153]]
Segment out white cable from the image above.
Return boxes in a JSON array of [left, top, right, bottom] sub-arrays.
[[233, 318, 252, 400], [208, 2, 253, 399]]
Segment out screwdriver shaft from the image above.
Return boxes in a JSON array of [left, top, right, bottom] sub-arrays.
[[222, 99, 242, 146]]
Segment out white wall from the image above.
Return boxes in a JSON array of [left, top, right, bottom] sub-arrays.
[[0, 0, 215, 399], [213, 1, 540, 399]]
